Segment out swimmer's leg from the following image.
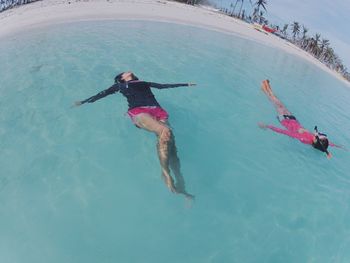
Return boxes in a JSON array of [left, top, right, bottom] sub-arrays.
[[261, 79, 292, 116], [133, 113, 176, 193], [164, 126, 194, 200]]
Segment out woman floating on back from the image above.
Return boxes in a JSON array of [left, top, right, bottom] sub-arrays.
[[259, 79, 342, 158], [74, 71, 195, 199]]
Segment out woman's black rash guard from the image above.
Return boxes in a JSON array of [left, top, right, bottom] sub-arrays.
[[81, 81, 188, 110]]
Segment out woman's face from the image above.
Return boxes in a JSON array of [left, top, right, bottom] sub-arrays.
[[121, 71, 133, 82]]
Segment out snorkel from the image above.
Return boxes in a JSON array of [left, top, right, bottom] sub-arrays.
[[313, 126, 331, 158]]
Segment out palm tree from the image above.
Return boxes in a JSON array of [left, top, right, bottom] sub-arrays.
[[306, 37, 317, 56], [238, 0, 245, 18], [341, 66, 347, 75], [258, 11, 266, 24], [255, 0, 267, 12], [311, 33, 321, 56], [323, 46, 334, 66], [241, 9, 246, 20], [336, 63, 345, 74], [251, 7, 259, 22], [281, 24, 288, 38], [300, 25, 308, 48], [334, 56, 342, 72], [319, 38, 330, 58], [231, 1, 239, 16], [291, 21, 300, 42]]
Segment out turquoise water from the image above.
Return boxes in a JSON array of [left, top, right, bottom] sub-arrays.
[[1, 21, 350, 262]]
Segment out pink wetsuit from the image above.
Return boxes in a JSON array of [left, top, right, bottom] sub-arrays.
[[267, 119, 315, 145]]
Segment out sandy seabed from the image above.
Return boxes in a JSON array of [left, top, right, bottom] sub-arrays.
[[0, 0, 348, 85]]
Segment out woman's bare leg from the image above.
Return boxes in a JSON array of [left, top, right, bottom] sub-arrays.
[[133, 113, 176, 193], [261, 80, 292, 116], [166, 130, 194, 200]]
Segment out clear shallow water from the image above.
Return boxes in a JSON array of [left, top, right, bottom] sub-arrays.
[[1, 21, 350, 263]]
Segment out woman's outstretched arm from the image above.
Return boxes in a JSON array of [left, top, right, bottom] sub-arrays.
[[74, 84, 120, 106], [148, 82, 196, 89], [259, 123, 298, 138], [329, 142, 347, 150]]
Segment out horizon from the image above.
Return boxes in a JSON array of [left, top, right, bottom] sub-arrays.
[[209, 0, 350, 69]]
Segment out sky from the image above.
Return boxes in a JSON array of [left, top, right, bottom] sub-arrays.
[[209, 0, 350, 68]]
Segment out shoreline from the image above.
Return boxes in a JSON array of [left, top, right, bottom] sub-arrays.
[[0, 0, 348, 86]]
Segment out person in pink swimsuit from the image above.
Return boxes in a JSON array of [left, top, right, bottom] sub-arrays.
[[258, 80, 338, 158]]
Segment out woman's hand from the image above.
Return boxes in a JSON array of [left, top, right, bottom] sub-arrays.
[[188, 83, 196, 87], [71, 101, 82, 108], [258, 122, 268, 129]]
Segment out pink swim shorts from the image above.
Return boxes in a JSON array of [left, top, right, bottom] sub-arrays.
[[127, 106, 169, 123]]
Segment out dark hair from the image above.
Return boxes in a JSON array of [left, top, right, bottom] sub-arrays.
[[312, 136, 329, 154], [114, 72, 139, 83]]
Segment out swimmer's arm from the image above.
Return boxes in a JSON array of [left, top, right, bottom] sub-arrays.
[[267, 125, 298, 138], [148, 82, 196, 89], [329, 142, 347, 150], [77, 84, 120, 105], [260, 123, 298, 138]]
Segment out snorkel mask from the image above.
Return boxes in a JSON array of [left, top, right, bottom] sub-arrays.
[[313, 126, 329, 155]]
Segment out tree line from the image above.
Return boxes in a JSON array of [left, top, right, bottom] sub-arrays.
[[280, 22, 349, 81], [0, 0, 39, 12], [209, 0, 349, 82]]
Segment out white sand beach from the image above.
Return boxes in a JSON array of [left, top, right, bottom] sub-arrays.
[[0, 0, 348, 85]]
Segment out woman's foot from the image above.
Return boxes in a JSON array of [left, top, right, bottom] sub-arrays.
[[183, 192, 195, 200]]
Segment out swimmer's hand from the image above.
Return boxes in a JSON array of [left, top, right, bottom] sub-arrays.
[[331, 143, 347, 151], [188, 83, 196, 87], [72, 101, 82, 108], [183, 192, 195, 201], [258, 122, 268, 129], [327, 152, 332, 159]]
